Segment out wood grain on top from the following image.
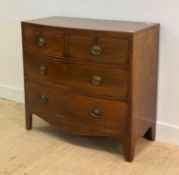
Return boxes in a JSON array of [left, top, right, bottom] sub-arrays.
[[23, 16, 158, 33]]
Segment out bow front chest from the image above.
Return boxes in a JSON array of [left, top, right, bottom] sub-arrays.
[[22, 16, 159, 161]]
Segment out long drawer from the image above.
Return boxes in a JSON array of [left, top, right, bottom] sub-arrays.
[[25, 80, 128, 132], [24, 55, 128, 99]]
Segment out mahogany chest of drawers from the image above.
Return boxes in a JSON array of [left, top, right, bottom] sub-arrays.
[[21, 16, 159, 161]]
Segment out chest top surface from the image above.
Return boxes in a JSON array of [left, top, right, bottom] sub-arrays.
[[22, 16, 159, 33]]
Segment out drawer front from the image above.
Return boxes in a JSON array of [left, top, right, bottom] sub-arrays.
[[24, 55, 128, 98], [68, 35, 129, 65], [26, 80, 128, 132], [22, 24, 65, 57]]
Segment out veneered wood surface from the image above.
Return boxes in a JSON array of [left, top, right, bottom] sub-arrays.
[[68, 35, 129, 65], [24, 54, 128, 99], [23, 16, 158, 33], [22, 24, 65, 58], [131, 26, 159, 141], [25, 80, 128, 134]]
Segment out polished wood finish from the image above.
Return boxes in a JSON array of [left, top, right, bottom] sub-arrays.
[[24, 16, 158, 33], [24, 54, 128, 99], [23, 24, 65, 58], [25, 80, 128, 133], [131, 27, 159, 141], [68, 35, 129, 65], [22, 16, 159, 162]]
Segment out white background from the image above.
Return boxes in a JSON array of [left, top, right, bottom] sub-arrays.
[[0, 0, 178, 144]]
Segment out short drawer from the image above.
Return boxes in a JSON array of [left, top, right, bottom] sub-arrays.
[[26, 80, 128, 132], [24, 55, 128, 98], [68, 35, 129, 65], [22, 24, 65, 57]]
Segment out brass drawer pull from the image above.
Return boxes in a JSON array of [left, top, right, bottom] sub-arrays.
[[90, 44, 102, 55], [90, 108, 102, 118], [39, 65, 47, 74], [91, 75, 102, 85], [40, 94, 48, 104], [37, 37, 46, 47]]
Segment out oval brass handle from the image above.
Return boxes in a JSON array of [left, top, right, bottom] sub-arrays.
[[91, 75, 102, 85], [39, 65, 47, 74], [90, 45, 102, 55], [40, 94, 48, 104], [90, 108, 102, 118], [37, 37, 46, 47]]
